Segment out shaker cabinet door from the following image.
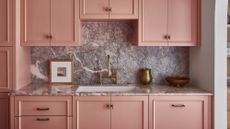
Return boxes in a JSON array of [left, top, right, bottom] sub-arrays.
[[109, 0, 138, 19], [139, 0, 168, 46], [73, 96, 111, 129], [0, 47, 13, 92], [80, 0, 109, 19], [149, 96, 210, 129], [111, 96, 148, 129], [21, 0, 50, 46], [0, 0, 14, 46], [51, 0, 80, 46], [167, 0, 199, 46], [0, 93, 9, 129]]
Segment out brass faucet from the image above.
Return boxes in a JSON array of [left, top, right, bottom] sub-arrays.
[[96, 55, 118, 85]]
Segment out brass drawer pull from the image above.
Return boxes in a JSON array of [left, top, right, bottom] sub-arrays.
[[36, 107, 50, 111], [171, 104, 185, 107], [36, 118, 50, 121]]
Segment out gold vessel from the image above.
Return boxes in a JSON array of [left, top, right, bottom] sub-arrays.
[[140, 68, 152, 85]]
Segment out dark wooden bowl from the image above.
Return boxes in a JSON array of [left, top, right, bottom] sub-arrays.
[[165, 76, 190, 87]]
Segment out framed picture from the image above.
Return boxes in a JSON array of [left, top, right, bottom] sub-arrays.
[[49, 60, 74, 85]]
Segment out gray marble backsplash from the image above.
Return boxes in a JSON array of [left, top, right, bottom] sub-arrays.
[[31, 21, 189, 85]]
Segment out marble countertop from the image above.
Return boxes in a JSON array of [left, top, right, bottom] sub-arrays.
[[10, 84, 213, 96]]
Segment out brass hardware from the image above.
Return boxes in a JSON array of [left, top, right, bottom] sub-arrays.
[[167, 35, 171, 40], [106, 104, 110, 109], [140, 68, 152, 85], [36, 107, 50, 111], [36, 118, 50, 121], [49, 35, 53, 39], [105, 7, 112, 12], [110, 104, 114, 109], [171, 104, 185, 107], [164, 35, 168, 39], [97, 55, 118, 85]]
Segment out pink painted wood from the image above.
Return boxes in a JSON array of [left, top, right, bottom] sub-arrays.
[[109, 0, 138, 19], [15, 96, 72, 116], [167, 0, 199, 46], [149, 96, 211, 129], [73, 96, 110, 129], [111, 96, 148, 129], [15, 116, 72, 129], [0, 93, 9, 129], [21, 0, 50, 46], [0, 0, 14, 46], [50, 0, 80, 46], [0, 47, 13, 92], [138, 0, 168, 46], [80, 0, 109, 19]]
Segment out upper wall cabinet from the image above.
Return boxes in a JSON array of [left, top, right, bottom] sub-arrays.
[[138, 0, 200, 46], [80, 0, 138, 20], [0, 47, 13, 92], [21, 0, 80, 46], [0, 0, 14, 46]]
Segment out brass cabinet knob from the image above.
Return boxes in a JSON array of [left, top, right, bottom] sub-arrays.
[[104, 7, 112, 12], [167, 35, 171, 40], [164, 35, 168, 39]]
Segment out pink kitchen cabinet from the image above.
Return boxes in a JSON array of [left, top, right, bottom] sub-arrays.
[[80, 0, 138, 19], [73, 96, 111, 129], [14, 96, 73, 129], [149, 96, 211, 129], [21, 0, 80, 46], [0, 0, 14, 46], [111, 96, 148, 129], [138, 0, 200, 46], [73, 96, 148, 129], [0, 47, 13, 92], [0, 93, 10, 129]]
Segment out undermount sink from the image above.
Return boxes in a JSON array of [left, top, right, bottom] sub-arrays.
[[76, 85, 136, 93]]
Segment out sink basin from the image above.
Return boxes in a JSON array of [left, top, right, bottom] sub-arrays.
[[76, 86, 136, 93]]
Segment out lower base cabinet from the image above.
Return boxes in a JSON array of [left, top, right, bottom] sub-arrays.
[[73, 96, 148, 129], [0, 93, 9, 129], [149, 96, 211, 129], [12, 95, 211, 129]]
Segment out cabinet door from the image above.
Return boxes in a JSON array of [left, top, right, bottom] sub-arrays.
[[21, 0, 50, 46], [15, 116, 72, 129], [80, 0, 109, 19], [109, 0, 138, 19], [73, 96, 110, 129], [51, 0, 80, 46], [138, 0, 168, 46], [0, 0, 14, 46], [149, 96, 211, 129], [0, 47, 13, 92], [0, 93, 9, 129], [111, 96, 148, 129], [167, 0, 199, 46]]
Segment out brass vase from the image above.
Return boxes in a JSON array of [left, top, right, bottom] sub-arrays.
[[140, 68, 152, 85]]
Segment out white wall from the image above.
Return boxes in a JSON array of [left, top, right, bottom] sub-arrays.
[[190, 0, 228, 128]]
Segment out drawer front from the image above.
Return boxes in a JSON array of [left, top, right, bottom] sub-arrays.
[[15, 116, 72, 129], [15, 96, 72, 116], [149, 96, 210, 129]]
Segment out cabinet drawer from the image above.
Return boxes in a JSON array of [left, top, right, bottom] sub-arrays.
[[15, 96, 72, 116], [149, 96, 210, 129], [15, 116, 72, 129]]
